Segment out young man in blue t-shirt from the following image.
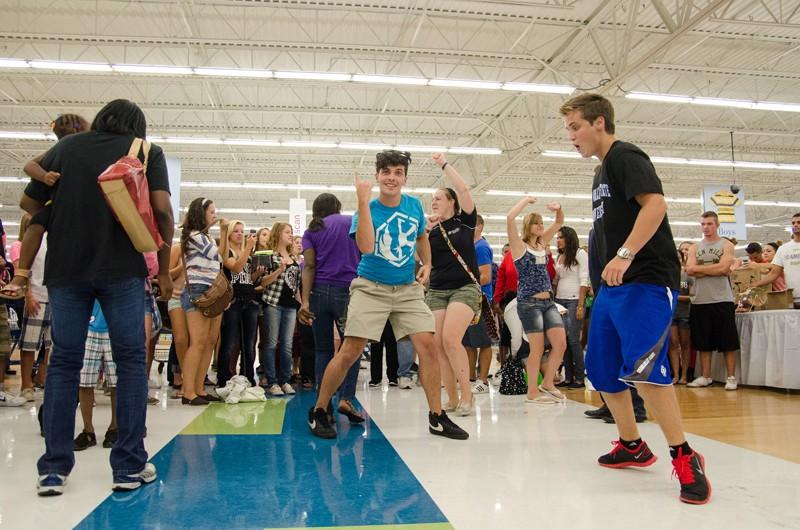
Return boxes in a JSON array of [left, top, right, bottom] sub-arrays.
[[463, 214, 494, 392], [308, 150, 468, 440], [561, 94, 710, 505]]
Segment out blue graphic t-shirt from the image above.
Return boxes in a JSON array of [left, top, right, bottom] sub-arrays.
[[350, 194, 427, 285], [88, 300, 109, 333], [474, 237, 494, 300]]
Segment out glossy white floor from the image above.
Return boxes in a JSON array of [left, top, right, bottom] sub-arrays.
[[1, 373, 799, 530]]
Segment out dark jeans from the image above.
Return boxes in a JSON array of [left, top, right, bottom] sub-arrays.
[[556, 298, 585, 383], [310, 283, 358, 400], [218, 298, 260, 387], [39, 277, 148, 479], [599, 386, 647, 417], [370, 322, 399, 383]]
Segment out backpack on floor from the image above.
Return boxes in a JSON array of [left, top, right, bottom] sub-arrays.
[[499, 357, 527, 395]]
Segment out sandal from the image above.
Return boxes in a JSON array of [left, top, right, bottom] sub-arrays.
[[337, 400, 365, 423], [0, 283, 26, 300], [525, 394, 559, 404], [538, 385, 566, 401]]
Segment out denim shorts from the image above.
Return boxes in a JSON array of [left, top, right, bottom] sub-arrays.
[[168, 290, 192, 313], [516, 297, 564, 334], [186, 283, 210, 313]]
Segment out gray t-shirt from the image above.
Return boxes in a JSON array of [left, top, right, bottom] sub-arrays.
[[692, 238, 734, 305]]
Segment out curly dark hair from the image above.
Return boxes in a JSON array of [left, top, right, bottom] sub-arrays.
[[91, 99, 147, 138], [181, 197, 214, 255], [557, 226, 580, 269], [308, 193, 342, 232], [51, 113, 90, 139], [375, 150, 411, 173]]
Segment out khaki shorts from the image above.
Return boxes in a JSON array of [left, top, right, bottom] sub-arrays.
[[344, 277, 435, 342], [425, 283, 482, 316]]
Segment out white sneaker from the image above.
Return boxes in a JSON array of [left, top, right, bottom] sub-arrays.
[[0, 390, 26, 407], [281, 383, 296, 395], [269, 384, 284, 396], [687, 376, 713, 388], [455, 400, 473, 416], [398, 376, 413, 389], [724, 376, 738, 391], [112, 463, 157, 492], [148, 378, 161, 389], [21, 388, 35, 402], [471, 381, 489, 394]]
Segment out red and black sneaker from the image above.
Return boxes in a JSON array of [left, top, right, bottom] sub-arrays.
[[672, 449, 711, 504], [598, 440, 657, 468]]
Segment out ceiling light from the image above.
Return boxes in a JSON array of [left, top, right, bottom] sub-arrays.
[[625, 91, 800, 114], [541, 150, 582, 159], [111, 64, 194, 75], [29, 60, 112, 72], [160, 137, 225, 145], [352, 74, 428, 86], [626, 92, 692, 104], [273, 71, 351, 82], [0, 131, 55, 140], [447, 147, 503, 155], [429, 79, 503, 90], [223, 139, 281, 147], [281, 141, 338, 149], [194, 67, 273, 78], [0, 59, 29, 68], [395, 144, 447, 154], [545, 150, 800, 172], [337, 142, 392, 151], [692, 97, 755, 109], [501, 82, 574, 94]]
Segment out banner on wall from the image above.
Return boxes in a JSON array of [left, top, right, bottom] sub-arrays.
[[289, 198, 307, 236], [702, 185, 746, 241]]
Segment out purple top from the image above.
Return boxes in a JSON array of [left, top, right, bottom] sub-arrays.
[[301, 213, 360, 288]]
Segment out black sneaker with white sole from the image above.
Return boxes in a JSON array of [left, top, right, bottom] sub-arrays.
[[308, 406, 336, 439], [428, 411, 469, 440]]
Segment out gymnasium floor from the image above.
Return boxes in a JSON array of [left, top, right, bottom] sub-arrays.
[[0, 373, 798, 530]]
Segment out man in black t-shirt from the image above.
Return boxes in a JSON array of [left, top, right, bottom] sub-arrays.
[[27, 100, 174, 497], [560, 94, 710, 505]]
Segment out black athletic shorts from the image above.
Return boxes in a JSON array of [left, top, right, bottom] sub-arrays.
[[689, 302, 740, 352]]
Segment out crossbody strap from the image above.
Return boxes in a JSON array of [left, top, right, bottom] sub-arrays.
[[437, 222, 481, 290]]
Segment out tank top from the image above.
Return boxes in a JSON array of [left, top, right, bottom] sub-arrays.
[[514, 247, 552, 299], [692, 239, 734, 305]]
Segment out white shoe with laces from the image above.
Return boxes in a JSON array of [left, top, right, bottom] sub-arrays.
[[471, 381, 489, 394], [281, 383, 296, 395], [0, 390, 26, 407], [724, 376, 738, 390], [687, 376, 713, 388], [269, 384, 284, 396], [398, 376, 413, 389]]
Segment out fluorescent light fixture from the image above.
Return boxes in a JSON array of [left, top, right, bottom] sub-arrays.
[[352, 74, 428, 86], [395, 144, 447, 154], [281, 141, 338, 149], [687, 158, 731, 168], [429, 78, 503, 90], [626, 92, 692, 104], [160, 137, 225, 145], [194, 67, 273, 78], [30, 60, 112, 72], [447, 147, 503, 155], [0, 177, 28, 183], [486, 190, 522, 197], [409, 187, 437, 194], [501, 82, 574, 94], [541, 150, 582, 159], [223, 139, 281, 147], [0, 59, 29, 68], [0, 131, 55, 140], [625, 91, 800, 114], [111, 64, 194, 75], [337, 142, 391, 151], [273, 71, 351, 82], [665, 197, 703, 204]]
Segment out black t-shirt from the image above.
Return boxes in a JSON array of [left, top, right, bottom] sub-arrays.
[[27, 131, 170, 287], [223, 250, 257, 301], [592, 141, 679, 290], [429, 207, 480, 290], [278, 262, 301, 308]]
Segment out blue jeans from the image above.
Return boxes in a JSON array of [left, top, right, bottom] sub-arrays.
[[556, 298, 585, 382], [218, 298, 260, 387], [261, 305, 296, 385], [310, 283, 359, 400], [397, 338, 414, 378], [38, 277, 147, 480]]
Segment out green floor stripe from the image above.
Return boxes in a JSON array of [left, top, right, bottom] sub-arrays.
[[265, 523, 453, 530], [181, 400, 288, 435]]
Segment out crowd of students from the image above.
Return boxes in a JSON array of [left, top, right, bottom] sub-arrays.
[[3, 92, 800, 509]]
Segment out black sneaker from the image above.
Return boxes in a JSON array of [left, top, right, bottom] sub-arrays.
[[598, 440, 657, 468], [567, 381, 585, 389], [428, 411, 469, 440], [584, 405, 611, 419], [103, 428, 118, 448], [388, 380, 398, 387], [672, 449, 711, 504], [74, 431, 97, 451], [368, 381, 381, 388], [308, 406, 336, 439]]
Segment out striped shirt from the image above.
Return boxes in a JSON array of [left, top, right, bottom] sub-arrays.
[[185, 232, 221, 286]]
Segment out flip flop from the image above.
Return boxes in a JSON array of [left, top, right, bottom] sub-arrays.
[[538, 384, 566, 401], [0, 284, 26, 300]]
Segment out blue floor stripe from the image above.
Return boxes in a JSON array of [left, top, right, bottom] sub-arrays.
[[75, 391, 448, 529]]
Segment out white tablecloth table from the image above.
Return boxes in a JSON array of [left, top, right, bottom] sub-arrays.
[[711, 309, 800, 390]]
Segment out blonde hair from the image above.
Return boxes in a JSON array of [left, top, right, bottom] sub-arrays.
[[267, 222, 293, 254], [521, 212, 544, 248], [225, 220, 246, 258]]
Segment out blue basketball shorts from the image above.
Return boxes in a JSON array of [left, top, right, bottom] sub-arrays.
[[586, 283, 677, 393]]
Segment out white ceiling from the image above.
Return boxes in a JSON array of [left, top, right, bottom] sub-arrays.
[[1, 0, 799, 251]]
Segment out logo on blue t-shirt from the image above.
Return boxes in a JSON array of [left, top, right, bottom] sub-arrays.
[[375, 212, 420, 268]]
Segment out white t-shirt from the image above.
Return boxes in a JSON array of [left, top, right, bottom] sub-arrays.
[[773, 240, 800, 302], [555, 248, 590, 300]]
